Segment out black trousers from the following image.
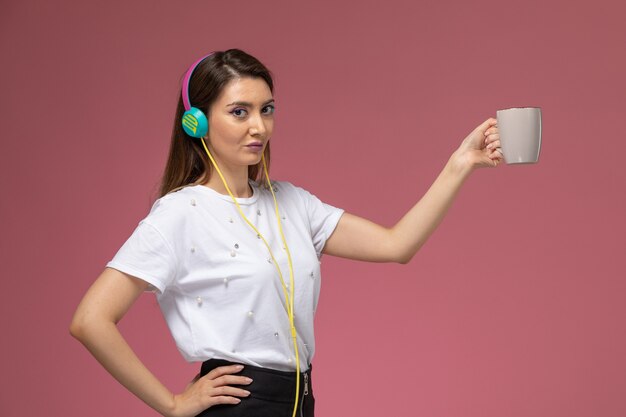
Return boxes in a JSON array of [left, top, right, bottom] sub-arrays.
[[195, 359, 315, 417]]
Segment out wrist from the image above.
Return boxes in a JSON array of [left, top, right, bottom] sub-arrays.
[[159, 393, 178, 417], [447, 150, 474, 179]]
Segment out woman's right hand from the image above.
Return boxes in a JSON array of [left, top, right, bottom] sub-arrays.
[[167, 364, 253, 417]]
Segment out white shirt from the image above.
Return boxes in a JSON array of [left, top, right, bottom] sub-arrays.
[[106, 179, 344, 371]]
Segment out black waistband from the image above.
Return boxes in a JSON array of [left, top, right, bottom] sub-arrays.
[[200, 359, 312, 403]]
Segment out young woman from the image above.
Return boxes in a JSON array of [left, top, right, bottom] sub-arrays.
[[70, 49, 502, 417]]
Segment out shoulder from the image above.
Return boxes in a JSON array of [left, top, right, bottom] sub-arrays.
[[265, 179, 309, 196], [262, 179, 311, 205], [263, 180, 336, 217], [266, 179, 296, 193], [141, 186, 203, 229], [149, 186, 198, 213]]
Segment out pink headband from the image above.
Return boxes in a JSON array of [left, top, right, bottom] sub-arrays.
[[182, 52, 215, 111]]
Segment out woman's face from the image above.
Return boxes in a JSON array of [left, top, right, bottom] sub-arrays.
[[206, 76, 274, 173]]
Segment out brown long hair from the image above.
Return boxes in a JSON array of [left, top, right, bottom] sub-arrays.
[[158, 49, 274, 198]]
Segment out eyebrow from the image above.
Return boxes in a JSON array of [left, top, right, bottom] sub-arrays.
[[225, 99, 275, 107]]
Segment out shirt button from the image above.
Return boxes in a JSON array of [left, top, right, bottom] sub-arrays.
[[190, 247, 196, 253], [247, 310, 254, 318], [228, 217, 234, 223], [310, 271, 314, 278], [230, 250, 237, 257], [274, 332, 279, 338], [196, 296, 202, 306], [234, 243, 239, 249], [257, 209, 262, 216], [267, 258, 272, 263], [223, 277, 230, 284], [190, 199, 196, 206]]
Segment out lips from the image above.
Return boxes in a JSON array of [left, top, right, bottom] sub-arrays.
[[245, 142, 264, 153]]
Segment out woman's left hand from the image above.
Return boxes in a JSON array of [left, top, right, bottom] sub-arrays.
[[450, 117, 503, 173]]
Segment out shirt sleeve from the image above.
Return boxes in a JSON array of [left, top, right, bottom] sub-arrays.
[[294, 185, 345, 258], [106, 221, 178, 294]]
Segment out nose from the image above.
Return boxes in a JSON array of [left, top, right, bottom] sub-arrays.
[[249, 112, 267, 137]]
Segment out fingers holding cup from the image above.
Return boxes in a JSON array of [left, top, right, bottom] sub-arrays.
[[484, 126, 500, 146], [486, 138, 501, 150], [490, 147, 504, 164]]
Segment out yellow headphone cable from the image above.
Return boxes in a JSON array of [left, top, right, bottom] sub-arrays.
[[200, 138, 302, 417]]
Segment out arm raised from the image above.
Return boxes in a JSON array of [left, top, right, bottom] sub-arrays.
[[323, 118, 502, 264]]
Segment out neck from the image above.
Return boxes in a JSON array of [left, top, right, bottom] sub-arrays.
[[200, 142, 256, 198], [204, 167, 252, 198]]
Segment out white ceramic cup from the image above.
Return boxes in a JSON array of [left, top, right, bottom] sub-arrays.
[[496, 107, 542, 164]]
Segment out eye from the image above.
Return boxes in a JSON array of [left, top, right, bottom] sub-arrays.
[[230, 108, 248, 118], [262, 104, 275, 115]]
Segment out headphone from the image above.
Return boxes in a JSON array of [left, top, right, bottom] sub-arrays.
[[181, 53, 214, 138], [180, 53, 303, 417]]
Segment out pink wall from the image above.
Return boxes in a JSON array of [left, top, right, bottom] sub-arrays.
[[1, 0, 625, 415]]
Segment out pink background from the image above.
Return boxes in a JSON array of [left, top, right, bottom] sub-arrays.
[[1, 0, 625, 415]]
